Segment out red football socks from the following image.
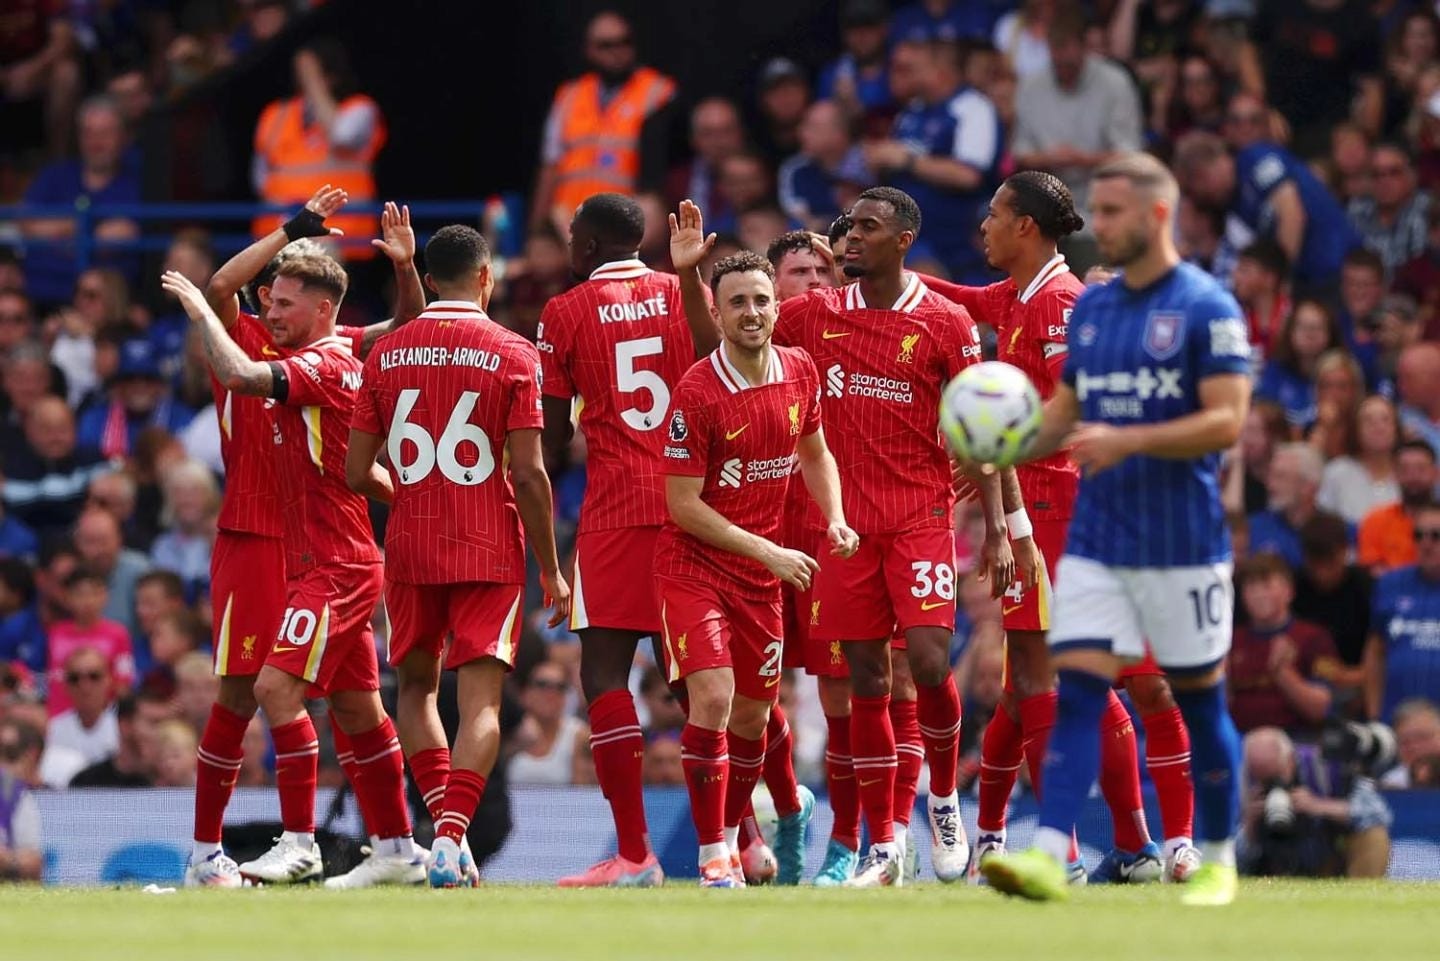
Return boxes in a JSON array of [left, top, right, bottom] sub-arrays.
[[1098, 691, 1151, 853], [825, 713, 860, 851], [850, 695, 896, 844], [436, 768, 486, 845], [348, 719, 412, 840], [193, 703, 249, 843], [409, 746, 452, 823], [1143, 706, 1195, 842], [588, 690, 650, 862], [762, 706, 801, 818], [1018, 691, 1058, 798], [976, 703, 1023, 834], [330, 718, 376, 837], [890, 697, 922, 827], [725, 731, 766, 829], [271, 715, 319, 835], [681, 723, 729, 846], [916, 675, 963, 798]]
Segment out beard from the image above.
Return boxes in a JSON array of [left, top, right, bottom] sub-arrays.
[[1101, 228, 1149, 268], [842, 263, 866, 278]]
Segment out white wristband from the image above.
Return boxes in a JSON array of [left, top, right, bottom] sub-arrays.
[[1006, 508, 1033, 541]]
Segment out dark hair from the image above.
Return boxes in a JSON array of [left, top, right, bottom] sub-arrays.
[[64, 566, 108, 591], [424, 225, 491, 283], [156, 609, 207, 650], [766, 230, 816, 268], [1342, 247, 1385, 277], [1237, 551, 1294, 586], [137, 569, 185, 600], [1270, 298, 1341, 370], [856, 186, 921, 236], [38, 535, 77, 570], [1299, 512, 1352, 561], [709, 250, 776, 295], [1238, 239, 1290, 280], [0, 557, 35, 605], [574, 192, 646, 249], [1002, 170, 1084, 240], [827, 213, 852, 248], [302, 37, 358, 100], [1399, 438, 1438, 463]]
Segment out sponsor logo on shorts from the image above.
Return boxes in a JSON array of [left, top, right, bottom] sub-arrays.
[[810, 601, 821, 626]]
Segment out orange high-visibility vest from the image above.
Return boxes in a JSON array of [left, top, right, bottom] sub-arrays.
[[550, 67, 674, 214], [252, 94, 387, 259]]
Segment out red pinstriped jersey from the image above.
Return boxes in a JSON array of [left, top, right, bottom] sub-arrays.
[[538, 260, 707, 532], [271, 335, 381, 575], [775, 273, 980, 534], [352, 302, 543, 585], [211, 316, 369, 540], [927, 256, 1081, 520], [655, 345, 821, 599]]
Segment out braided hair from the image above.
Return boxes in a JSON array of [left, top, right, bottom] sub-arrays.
[[1002, 171, 1085, 240]]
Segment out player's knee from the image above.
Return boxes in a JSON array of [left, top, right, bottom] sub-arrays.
[[252, 670, 304, 719], [1006, 631, 1052, 698], [818, 676, 853, 716], [215, 677, 259, 717], [728, 699, 769, 740], [845, 654, 890, 698], [1126, 673, 1175, 714], [328, 690, 385, 735]]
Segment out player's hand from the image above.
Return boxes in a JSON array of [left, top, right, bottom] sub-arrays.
[[371, 201, 415, 264], [668, 199, 716, 271], [951, 458, 993, 502], [977, 530, 1016, 600], [826, 522, 860, 560], [160, 270, 209, 320], [304, 183, 349, 237], [763, 544, 821, 591], [541, 570, 572, 629], [1066, 422, 1138, 476], [1012, 535, 1041, 592], [808, 232, 836, 273]]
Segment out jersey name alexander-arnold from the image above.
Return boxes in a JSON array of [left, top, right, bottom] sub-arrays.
[[377, 345, 506, 372], [597, 293, 670, 324]]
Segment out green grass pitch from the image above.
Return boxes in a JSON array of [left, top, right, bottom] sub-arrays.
[[2, 881, 1436, 961]]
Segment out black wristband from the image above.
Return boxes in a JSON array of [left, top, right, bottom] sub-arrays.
[[283, 208, 328, 242]]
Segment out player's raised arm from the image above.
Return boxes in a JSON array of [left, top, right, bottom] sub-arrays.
[[353, 202, 425, 360], [162, 270, 276, 396], [665, 474, 819, 591], [669, 199, 720, 356], [795, 426, 859, 559], [204, 184, 348, 328], [508, 427, 571, 626]]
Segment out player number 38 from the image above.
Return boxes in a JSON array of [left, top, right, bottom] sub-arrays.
[[388, 388, 495, 486], [910, 560, 956, 601]]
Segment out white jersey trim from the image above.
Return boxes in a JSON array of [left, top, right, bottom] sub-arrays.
[[845, 271, 928, 313], [590, 258, 651, 281], [1018, 254, 1069, 305], [709, 345, 785, 394]]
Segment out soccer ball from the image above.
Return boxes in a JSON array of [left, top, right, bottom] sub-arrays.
[[939, 361, 1043, 467]]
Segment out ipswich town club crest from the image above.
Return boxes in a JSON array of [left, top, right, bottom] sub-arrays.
[[1143, 311, 1185, 360]]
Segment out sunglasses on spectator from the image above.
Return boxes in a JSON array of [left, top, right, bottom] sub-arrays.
[[591, 35, 632, 51], [65, 670, 107, 685], [530, 678, 567, 692], [1415, 528, 1440, 542]]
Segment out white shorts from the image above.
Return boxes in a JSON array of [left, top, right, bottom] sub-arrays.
[[1048, 555, 1234, 674]]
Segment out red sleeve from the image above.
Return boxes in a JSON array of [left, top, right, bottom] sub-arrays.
[[336, 325, 366, 359], [800, 352, 822, 436], [661, 378, 710, 478], [232, 313, 280, 361], [919, 274, 1004, 325], [776, 292, 823, 348], [537, 299, 574, 399], [1029, 288, 1073, 382], [508, 341, 546, 432], [276, 349, 348, 408], [941, 304, 982, 380], [351, 353, 383, 435]]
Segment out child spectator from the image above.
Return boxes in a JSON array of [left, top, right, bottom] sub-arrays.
[[131, 569, 186, 674], [139, 609, 205, 696], [45, 567, 133, 718]]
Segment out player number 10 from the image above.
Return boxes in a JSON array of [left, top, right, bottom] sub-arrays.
[[615, 337, 670, 432], [910, 561, 956, 600], [388, 388, 495, 486], [1187, 583, 1225, 631]]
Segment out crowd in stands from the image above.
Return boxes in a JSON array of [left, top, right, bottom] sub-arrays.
[[2, 1, 1440, 874]]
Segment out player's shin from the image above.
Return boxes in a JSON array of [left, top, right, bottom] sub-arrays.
[[1143, 705, 1195, 855], [762, 704, 801, 817], [585, 687, 651, 864], [1032, 669, 1112, 865], [1097, 691, 1151, 854], [976, 703, 1022, 837], [824, 712, 861, 850], [1172, 679, 1241, 869], [193, 702, 250, 855]]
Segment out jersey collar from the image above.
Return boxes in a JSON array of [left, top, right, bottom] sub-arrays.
[[590, 258, 650, 281], [709, 345, 785, 393], [844, 271, 927, 313], [421, 300, 491, 321], [1018, 254, 1070, 305]]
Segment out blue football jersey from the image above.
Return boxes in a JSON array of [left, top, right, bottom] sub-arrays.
[[1371, 566, 1440, 722], [1232, 143, 1359, 284], [1063, 263, 1251, 567]]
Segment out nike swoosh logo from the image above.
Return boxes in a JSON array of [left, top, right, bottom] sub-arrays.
[[271, 644, 301, 653], [920, 600, 948, 611], [859, 778, 882, 788], [261, 345, 279, 357], [821, 330, 852, 340], [1003, 603, 1023, 615], [725, 424, 749, 440], [764, 675, 780, 688]]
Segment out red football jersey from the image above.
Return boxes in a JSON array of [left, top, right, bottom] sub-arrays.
[[538, 260, 707, 532], [271, 335, 382, 575], [352, 301, 544, 585], [776, 274, 981, 534], [928, 257, 1081, 520], [655, 345, 822, 599]]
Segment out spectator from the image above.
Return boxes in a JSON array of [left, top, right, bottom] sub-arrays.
[[868, 39, 1002, 282], [666, 98, 746, 224], [530, 11, 674, 236], [252, 39, 387, 256], [150, 719, 197, 788], [1373, 295, 1424, 400], [1306, 349, 1366, 462], [1336, 248, 1387, 378], [1255, 300, 1343, 432], [1231, 241, 1291, 366], [711, 151, 775, 235], [0, 340, 65, 463], [131, 570, 185, 671], [642, 730, 683, 786], [1365, 500, 1440, 721], [68, 692, 156, 788], [19, 96, 141, 309], [0, 558, 43, 677], [0, 0, 80, 159], [992, 0, 1057, 80], [1226, 401, 1291, 519], [85, 468, 143, 551], [1176, 193, 1231, 282], [1397, 342, 1440, 456], [1107, 0, 1205, 127], [508, 661, 590, 785], [1174, 131, 1361, 300], [1348, 142, 1432, 276], [1358, 439, 1438, 574], [778, 100, 870, 232], [40, 646, 119, 787], [818, 0, 894, 126], [45, 564, 133, 716], [128, 429, 186, 552], [1248, 442, 1348, 569], [1325, 122, 1374, 205], [1153, 52, 1227, 150], [1011, 4, 1143, 272], [45, 268, 130, 409], [736, 207, 792, 257], [151, 234, 215, 387], [104, 66, 153, 138], [1, 396, 107, 537], [172, 651, 218, 736], [0, 290, 37, 357], [72, 507, 151, 638], [754, 58, 811, 169], [638, 664, 685, 735], [893, 0, 1004, 46], [1295, 512, 1374, 681], [1383, 8, 1440, 135], [76, 338, 196, 461], [1243, 0, 1383, 157], [139, 610, 204, 696], [0, 716, 43, 787], [1380, 697, 1440, 788], [0, 464, 38, 563], [0, 718, 43, 883], [503, 225, 570, 341], [1229, 552, 1338, 739], [1318, 396, 1401, 526], [148, 459, 218, 602], [227, 0, 291, 59], [1393, 202, 1440, 337]]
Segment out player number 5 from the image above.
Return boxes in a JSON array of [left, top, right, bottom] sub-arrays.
[[615, 336, 670, 432], [911, 561, 956, 600], [388, 388, 495, 486]]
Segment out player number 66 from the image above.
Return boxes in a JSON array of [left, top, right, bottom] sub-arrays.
[[388, 388, 495, 486]]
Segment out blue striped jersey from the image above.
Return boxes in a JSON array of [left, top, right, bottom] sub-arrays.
[[1062, 263, 1250, 568], [1371, 566, 1440, 723]]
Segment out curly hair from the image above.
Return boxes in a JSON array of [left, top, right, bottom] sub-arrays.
[[709, 250, 775, 295]]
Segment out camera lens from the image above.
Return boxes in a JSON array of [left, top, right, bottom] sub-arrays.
[[1263, 785, 1295, 835]]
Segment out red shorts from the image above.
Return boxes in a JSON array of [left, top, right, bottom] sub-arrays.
[[811, 526, 956, 642], [1001, 517, 1069, 632], [1119, 649, 1164, 680], [656, 575, 783, 702], [781, 582, 807, 671], [386, 579, 523, 670], [211, 531, 287, 677], [265, 562, 383, 694], [570, 526, 661, 635]]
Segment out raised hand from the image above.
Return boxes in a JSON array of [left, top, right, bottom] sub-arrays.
[[371, 201, 415, 263], [160, 270, 210, 319], [976, 529, 1016, 600], [669, 199, 716, 271], [304, 183, 349, 236]]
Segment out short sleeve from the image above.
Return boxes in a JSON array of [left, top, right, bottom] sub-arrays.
[[1245, 149, 1290, 201], [351, 354, 383, 435], [777, 292, 826, 348], [1029, 288, 1073, 379], [941, 305, 982, 380], [276, 349, 349, 408], [949, 91, 998, 172], [661, 380, 710, 478], [1188, 291, 1251, 379], [801, 353, 822, 435], [537, 300, 574, 399], [335, 325, 366, 359], [508, 342, 545, 433]]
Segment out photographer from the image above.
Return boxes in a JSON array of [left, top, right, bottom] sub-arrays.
[[1238, 726, 1392, 879]]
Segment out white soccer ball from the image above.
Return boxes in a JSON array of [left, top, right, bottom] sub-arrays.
[[939, 361, 1043, 467]]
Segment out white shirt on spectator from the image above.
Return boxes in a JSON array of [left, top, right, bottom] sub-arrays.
[[1317, 457, 1399, 526], [993, 13, 1052, 79], [42, 706, 118, 787], [179, 406, 224, 476]]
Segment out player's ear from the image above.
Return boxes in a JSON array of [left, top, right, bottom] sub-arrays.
[[423, 273, 440, 296]]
